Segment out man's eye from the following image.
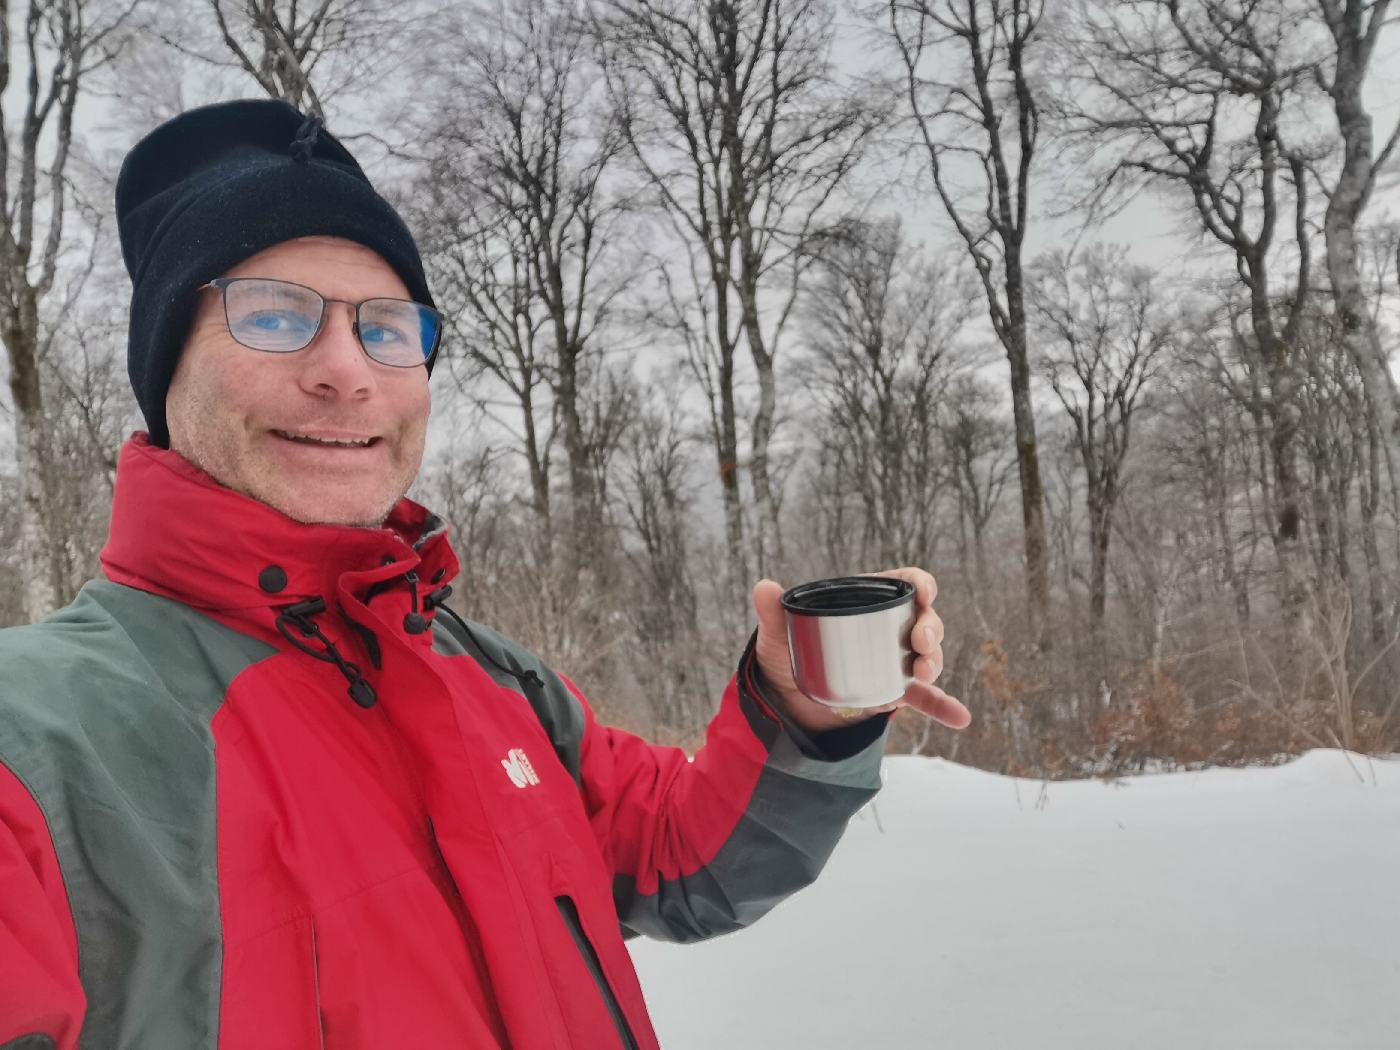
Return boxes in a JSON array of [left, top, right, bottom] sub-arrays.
[[360, 324, 406, 345], [246, 310, 312, 332]]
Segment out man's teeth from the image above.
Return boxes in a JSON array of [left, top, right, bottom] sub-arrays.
[[277, 430, 374, 448]]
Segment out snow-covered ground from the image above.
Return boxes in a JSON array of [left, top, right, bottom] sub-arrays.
[[631, 750, 1400, 1049]]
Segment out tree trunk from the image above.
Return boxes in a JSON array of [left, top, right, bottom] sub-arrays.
[[1005, 308, 1051, 648], [15, 409, 59, 622], [10, 310, 59, 621], [1322, 2, 1400, 450], [521, 387, 552, 531], [889, 0, 1049, 647], [556, 350, 602, 571], [0, 0, 99, 622], [1358, 401, 1386, 643], [1308, 431, 1335, 579], [715, 315, 747, 604], [1257, 323, 1309, 616], [1209, 444, 1249, 624], [744, 316, 782, 577], [1088, 496, 1110, 675]]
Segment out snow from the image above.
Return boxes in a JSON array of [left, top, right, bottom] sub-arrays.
[[631, 750, 1400, 1049]]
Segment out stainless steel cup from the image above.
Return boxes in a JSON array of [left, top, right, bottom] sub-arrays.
[[780, 576, 916, 709]]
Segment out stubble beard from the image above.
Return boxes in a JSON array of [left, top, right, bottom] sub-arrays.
[[175, 420, 411, 530]]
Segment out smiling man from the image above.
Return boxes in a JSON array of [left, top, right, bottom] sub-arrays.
[[0, 100, 969, 1050], [169, 239, 433, 528]]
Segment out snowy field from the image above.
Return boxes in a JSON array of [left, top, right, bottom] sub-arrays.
[[631, 750, 1400, 1049]]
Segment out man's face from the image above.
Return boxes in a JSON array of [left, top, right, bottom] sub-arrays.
[[166, 236, 432, 528]]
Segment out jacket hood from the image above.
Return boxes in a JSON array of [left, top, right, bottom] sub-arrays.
[[100, 432, 459, 629]]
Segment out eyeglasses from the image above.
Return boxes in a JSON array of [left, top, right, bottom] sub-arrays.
[[200, 277, 442, 368]]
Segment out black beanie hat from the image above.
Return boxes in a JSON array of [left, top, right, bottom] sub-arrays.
[[115, 98, 436, 448]]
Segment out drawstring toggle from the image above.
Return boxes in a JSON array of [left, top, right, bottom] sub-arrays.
[[275, 596, 378, 709], [403, 570, 429, 635]]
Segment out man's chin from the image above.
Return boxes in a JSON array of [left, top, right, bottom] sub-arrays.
[[186, 448, 405, 529], [241, 480, 398, 530], [268, 494, 396, 530]]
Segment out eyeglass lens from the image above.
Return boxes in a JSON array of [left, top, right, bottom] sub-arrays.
[[221, 278, 439, 367]]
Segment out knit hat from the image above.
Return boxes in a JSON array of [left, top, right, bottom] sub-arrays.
[[115, 99, 436, 448]]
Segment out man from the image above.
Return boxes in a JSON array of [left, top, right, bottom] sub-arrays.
[[0, 100, 969, 1049]]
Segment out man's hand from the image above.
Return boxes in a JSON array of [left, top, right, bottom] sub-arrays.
[[752, 567, 973, 736]]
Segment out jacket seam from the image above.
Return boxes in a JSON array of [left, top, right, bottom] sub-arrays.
[[221, 860, 445, 949], [0, 758, 83, 1029]]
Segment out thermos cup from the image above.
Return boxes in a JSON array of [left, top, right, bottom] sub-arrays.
[[780, 575, 916, 710]]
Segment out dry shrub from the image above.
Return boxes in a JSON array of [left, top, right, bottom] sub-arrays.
[[1087, 666, 1399, 776], [1092, 673, 1203, 772]]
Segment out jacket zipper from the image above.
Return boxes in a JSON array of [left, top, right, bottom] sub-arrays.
[[311, 921, 327, 1049], [554, 895, 639, 1050]]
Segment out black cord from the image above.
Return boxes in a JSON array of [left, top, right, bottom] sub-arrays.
[[275, 597, 377, 708], [424, 585, 543, 690]]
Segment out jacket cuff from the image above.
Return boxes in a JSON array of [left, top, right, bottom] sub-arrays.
[[737, 631, 892, 762]]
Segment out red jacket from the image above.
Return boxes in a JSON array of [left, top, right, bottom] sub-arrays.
[[0, 434, 889, 1048]]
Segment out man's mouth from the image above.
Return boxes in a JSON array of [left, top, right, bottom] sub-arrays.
[[272, 429, 380, 449]]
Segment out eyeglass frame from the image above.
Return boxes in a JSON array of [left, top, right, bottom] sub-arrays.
[[198, 276, 443, 368]]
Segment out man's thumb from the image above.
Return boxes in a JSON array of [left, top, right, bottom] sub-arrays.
[[752, 579, 785, 637]]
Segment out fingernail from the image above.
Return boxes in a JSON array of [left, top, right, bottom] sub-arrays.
[[924, 626, 935, 649]]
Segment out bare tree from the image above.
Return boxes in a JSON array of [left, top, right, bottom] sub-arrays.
[[1156, 324, 1257, 626], [432, 212, 557, 531], [207, 0, 333, 114], [1314, 0, 1400, 452], [1056, 0, 1320, 620], [1289, 298, 1400, 654], [1294, 308, 1354, 586], [414, 0, 635, 589], [1310, 0, 1400, 646], [412, 400, 630, 685], [4, 0, 138, 621], [1106, 460, 1204, 681], [1029, 246, 1169, 666], [613, 393, 713, 736], [596, 0, 879, 601], [799, 217, 970, 568], [938, 373, 1014, 596], [887, 0, 1052, 648], [137, 0, 414, 118]]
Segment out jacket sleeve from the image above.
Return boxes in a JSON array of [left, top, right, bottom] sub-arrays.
[[434, 615, 891, 944], [563, 632, 890, 943], [0, 761, 85, 1050]]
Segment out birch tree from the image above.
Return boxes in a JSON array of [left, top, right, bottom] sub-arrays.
[[5, 0, 138, 621], [1314, 0, 1400, 451]]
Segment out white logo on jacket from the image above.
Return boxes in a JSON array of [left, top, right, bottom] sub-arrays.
[[502, 748, 541, 789]]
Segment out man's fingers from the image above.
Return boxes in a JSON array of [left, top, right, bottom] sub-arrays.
[[912, 610, 944, 654], [912, 647, 943, 685], [862, 566, 937, 607], [901, 680, 972, 729]]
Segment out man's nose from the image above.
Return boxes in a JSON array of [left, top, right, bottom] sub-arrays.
[[297, 302, 375, 398]]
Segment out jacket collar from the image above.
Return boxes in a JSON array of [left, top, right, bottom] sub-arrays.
[[100, 432, 459, 629]]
